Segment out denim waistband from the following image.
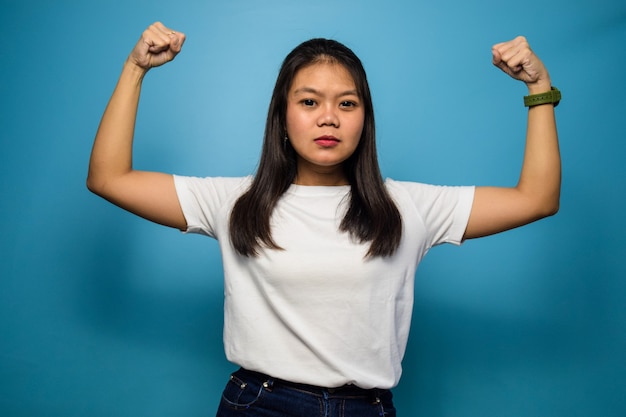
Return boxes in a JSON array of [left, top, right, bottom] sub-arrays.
[[235, 368, 389, 399]]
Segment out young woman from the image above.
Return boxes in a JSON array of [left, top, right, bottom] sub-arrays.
[[88, 21, 560, 417]]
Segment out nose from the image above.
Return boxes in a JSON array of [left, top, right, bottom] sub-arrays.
[[317, 105, 339, 127]]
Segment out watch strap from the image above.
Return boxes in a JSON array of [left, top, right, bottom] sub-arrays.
[[524, 87, 561, 107]]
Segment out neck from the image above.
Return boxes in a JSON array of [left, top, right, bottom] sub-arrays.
[[294, 160, 349, 186], [294, 172, 349, 186]]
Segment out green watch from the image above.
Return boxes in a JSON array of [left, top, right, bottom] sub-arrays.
[[524, 87, 561, 107]]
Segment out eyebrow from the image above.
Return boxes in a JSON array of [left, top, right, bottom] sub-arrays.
[[292, 87, 359, 98]]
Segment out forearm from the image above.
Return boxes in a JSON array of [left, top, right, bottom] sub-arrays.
[[87, 61, 147, 194], [464, 37, 561, 239], [516, 82, 561, 217]]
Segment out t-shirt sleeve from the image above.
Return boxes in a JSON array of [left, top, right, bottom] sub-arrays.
[[390, 180, 475, 247], [173, 175, 251, 238]]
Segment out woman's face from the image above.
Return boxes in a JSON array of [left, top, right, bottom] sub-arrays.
[[285, 61, 365, 185]]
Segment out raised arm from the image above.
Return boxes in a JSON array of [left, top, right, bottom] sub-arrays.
[[87, 22, 187, 230], [463, 36, 561, 240]]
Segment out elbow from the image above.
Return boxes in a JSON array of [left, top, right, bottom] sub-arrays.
[[86, 160, 100, 194], [86, 172, 107, 198], [546, 188, 561, 217], [518, 181, 560, 220], [536, 194, 560, 219], [543, 201, 559, 218], [86, 175, 96, 194], [86, 162, 117, 198], [549, 196, 560, 216]]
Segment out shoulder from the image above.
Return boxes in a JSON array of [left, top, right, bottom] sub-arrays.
[[173, 176, 253, 237], [385, 178, 475, 245], [174, 175, 252, 194], [385, 178, 475, 207], [385, 177, 473, 193], [384, 178, 447, 197], [173, 175, 253, 210]]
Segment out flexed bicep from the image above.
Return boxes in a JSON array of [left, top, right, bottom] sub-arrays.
[[463, 37, 560, 240], [463, 186, 558, 240], [88, 22, 188, 231]]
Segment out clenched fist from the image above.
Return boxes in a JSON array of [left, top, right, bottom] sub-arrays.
[[127, 22, 186, 71], [492, 36, 551, 93]]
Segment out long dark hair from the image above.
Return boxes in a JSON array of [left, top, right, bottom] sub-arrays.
[[229, 38, 402, 258]]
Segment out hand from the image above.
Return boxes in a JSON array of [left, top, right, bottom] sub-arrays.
[[492, 36, 551, 92], [127, 22, 186, 71]]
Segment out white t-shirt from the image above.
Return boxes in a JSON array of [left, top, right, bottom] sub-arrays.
[[173, 175, 474, 389]]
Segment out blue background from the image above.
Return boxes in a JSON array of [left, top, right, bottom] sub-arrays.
[[1, 1, 625, 416]]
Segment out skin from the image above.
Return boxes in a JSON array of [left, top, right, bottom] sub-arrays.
[[465, 36, 560, 238], [87, 22, 187, 230], [87, 22, 560, 241], [286, 62, 364, 186]]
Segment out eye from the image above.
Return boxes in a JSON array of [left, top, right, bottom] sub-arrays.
[[340, 100, 358, 108], [301, 99, 316, 107]]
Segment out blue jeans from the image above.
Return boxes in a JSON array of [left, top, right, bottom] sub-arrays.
[[215, 368, 396, 417]]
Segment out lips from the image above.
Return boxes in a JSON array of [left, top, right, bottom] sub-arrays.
[[314, 135, 340, 147]]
